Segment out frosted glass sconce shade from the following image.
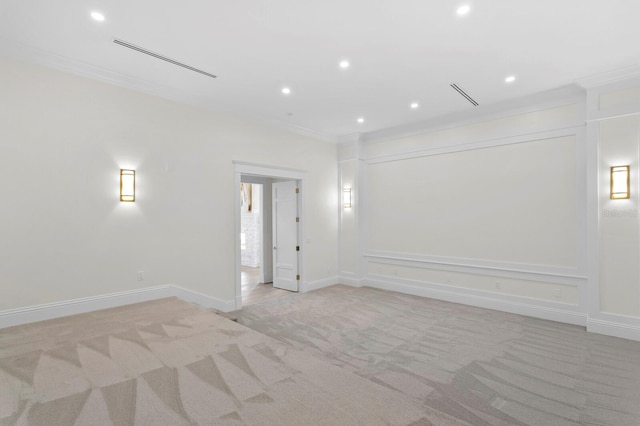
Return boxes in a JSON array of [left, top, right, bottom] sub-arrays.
[[343, 187, 352, 208], [120, 169, 136, 202], [610, 166, 630, 200]]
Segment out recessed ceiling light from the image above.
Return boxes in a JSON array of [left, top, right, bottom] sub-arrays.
[[339, 60, 350, 69], [282, 87, 291, 95], [357, 117, 365, 124], [90, 11, 105, 22], [505, 75, 516, 83], [456, 4, 471, 16], [410, 102, 419, 109]]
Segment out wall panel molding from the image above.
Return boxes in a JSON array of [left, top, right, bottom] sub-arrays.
[[364, 276, 586, 326], [364, 252, 586, 286]]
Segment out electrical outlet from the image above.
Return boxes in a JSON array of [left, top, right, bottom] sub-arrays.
[[137, 271, 144, 281]]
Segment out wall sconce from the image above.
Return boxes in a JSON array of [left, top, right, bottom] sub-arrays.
[[610, 165, 630, 200], [120, 169, 136, 202], [343, 187, 352, 209]]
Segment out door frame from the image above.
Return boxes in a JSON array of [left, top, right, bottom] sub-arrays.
[[233, 161, 306, 310]]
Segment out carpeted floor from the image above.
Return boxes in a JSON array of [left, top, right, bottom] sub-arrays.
[[234, 285, 640, 426], [0, 297, 458, 425]]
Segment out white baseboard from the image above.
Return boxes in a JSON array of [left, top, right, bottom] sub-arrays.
[[4, 280, 639, 343], [303, 276, 339, 293], [0, 284, 236, 329], [587, 315, 640, 342], [0, 285, 175, 329], [338, 275, 364, 287], [364, 276, 587, 326], [170, 285, 236, 313]]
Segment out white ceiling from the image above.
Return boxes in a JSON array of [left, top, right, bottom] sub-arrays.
[[1, 0, 639, 141]]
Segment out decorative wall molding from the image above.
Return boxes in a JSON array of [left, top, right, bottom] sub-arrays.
[[364, 251, 586, 286], [0, 285, 235, 329], [364, 276, 587, 326], [348, 91, 598, 335]]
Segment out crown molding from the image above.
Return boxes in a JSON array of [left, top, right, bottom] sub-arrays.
[[575, 64, 640, 89], [360, 85, 586, 144], [0, 38, 338, 144], [336, 133, 362, 144]]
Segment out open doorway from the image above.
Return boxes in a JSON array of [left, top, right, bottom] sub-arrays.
[[234, 162, 305, 310], [239, 180, 287, 305]]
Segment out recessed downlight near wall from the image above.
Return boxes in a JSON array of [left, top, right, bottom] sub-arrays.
[[339, 60, 350, 69], [456, 4, 471, 16], [357, 117, 365, 124], [505, 75, 516, 84], [410, 102, 420, 109], [282, 87, 291, 95], [90, 11, 105, 22]]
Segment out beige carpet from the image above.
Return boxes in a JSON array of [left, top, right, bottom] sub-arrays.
[[234, 285, 640, 426], [0, 297, 460, 425]]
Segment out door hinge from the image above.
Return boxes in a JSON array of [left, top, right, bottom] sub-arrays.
[[296, 246, 300, 251], [296, 217, 299, 222], [296, 274, 300, 280], [295, 188, 299, 194]]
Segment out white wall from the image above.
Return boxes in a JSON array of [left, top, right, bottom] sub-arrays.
[[0, 55, 338, 312], [339, 91, 588, 325]]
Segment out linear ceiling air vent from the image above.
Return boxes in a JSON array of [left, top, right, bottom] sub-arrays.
[[113, 38, 217, 79], [450, 83, 479, 106]]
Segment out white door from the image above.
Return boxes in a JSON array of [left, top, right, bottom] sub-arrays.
[[272, 181, 299, 291]]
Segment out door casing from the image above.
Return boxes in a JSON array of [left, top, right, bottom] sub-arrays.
[[233, 161, 305, 310]]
